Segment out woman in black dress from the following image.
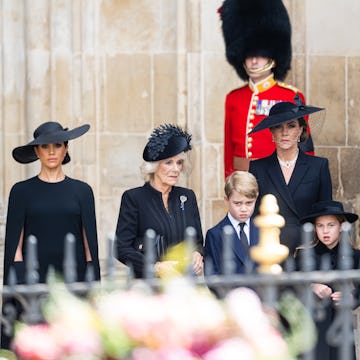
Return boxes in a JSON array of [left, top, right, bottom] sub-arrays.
[[296, 200, 359, 360], [249, 97, 333, 254], [1, 121, 100, 349], [114, 124, 204, 278]]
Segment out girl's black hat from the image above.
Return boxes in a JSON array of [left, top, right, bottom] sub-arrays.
[[300, 200, 358, 224]]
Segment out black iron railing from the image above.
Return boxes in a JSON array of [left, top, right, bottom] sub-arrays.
[[1, 225, 360, 359]]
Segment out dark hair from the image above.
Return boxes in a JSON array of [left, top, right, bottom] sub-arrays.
[[298, 118, 308, 143], [36, 141, 68, 147]]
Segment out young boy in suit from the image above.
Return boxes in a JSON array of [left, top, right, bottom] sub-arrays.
[[205, 171, 259, 275]]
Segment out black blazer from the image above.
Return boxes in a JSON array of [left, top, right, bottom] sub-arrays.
[[249, 150, 332, 254], [204, 215, 259, 275], [115, 182, 204, 277]]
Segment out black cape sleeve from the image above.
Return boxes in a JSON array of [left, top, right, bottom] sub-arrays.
[[78, 182, 101, 280], [2, 183, 26, 285]]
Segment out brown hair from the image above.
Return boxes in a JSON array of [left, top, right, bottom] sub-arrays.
[[298, 117, 308, 142]]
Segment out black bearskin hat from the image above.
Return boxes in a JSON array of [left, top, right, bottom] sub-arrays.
[[220, 0, 292, 81]]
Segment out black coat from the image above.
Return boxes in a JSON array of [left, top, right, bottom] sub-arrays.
[[115, 182, 204, 277], [249, 150, 333, 254], [296, 242, 360, 360]]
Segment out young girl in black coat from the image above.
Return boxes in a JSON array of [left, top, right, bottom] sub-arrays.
[[295, 200, 359, 360]]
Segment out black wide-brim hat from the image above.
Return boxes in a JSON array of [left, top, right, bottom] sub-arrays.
[[143, 124, 192, 162], [300, 200, 359, 224], [12, 121, 90, 164], [248, 100, 324, 135]]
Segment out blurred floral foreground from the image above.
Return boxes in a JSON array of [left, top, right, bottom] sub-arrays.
[[8, 246, 316, 360]]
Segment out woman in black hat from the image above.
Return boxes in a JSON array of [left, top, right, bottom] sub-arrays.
[[295, 200, 359, 360], [114, 124, 204, 278], [1, 122, 101, 348], [248, 98, 333, 255]]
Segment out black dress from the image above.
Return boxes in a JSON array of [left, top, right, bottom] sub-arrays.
[[296, 242, 360, 360], [114, 182, 204, 278], [1, 176, 101, 348]]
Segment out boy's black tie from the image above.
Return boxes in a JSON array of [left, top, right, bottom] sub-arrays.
[[239, 222, 249, 253]]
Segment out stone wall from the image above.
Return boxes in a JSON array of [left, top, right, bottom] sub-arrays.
[[1, 0, 360, 277]]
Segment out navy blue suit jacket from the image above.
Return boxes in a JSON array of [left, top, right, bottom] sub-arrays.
[[249, 150, 332, 254], [204, 215, 259, 275]]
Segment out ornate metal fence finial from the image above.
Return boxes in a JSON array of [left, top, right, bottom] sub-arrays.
[[251, 194, 289, 274]]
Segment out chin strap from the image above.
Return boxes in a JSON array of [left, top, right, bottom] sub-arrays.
[[244, 59, 275, 76]]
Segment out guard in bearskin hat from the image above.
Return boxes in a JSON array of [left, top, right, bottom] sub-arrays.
[[220, 0, 314, 176]]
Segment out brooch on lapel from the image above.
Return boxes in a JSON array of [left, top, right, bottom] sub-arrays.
[[180, 195, 187, 211]]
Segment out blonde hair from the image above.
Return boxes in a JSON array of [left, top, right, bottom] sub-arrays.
[[224, 171, 259, 199], [140, 151, 191, 182]]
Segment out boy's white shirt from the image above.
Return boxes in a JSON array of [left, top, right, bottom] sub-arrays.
[[227, 212, 250, 244]]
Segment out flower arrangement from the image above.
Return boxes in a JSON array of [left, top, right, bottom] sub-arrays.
[[10, 275, 316, 360], [10, 243, 316, 359]]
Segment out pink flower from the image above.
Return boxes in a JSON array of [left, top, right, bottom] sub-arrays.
[[13, 324, 61, 360], [132, 346, 196, 360], [204, 338, 255, 360], [51, 322, 103, 356], [225, 287, 289, 358]]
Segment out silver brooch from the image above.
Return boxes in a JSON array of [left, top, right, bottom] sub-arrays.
[[180, 195, 187, 210]]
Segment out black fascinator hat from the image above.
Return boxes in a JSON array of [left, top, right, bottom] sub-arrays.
[[300, 200, 358, 224], [143, 124, 192, 162], [12, 121, 90, 164], [220, 0, 292, 81]]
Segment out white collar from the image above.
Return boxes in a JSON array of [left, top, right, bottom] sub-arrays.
[[227, 213, 250, 229]]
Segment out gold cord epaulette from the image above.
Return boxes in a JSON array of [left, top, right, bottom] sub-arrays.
[[277, 81, 300, 93]]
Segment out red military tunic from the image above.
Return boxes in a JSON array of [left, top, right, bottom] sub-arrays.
[[224, 74, 312, 178]]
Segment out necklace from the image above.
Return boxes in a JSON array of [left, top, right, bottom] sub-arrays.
[[277, 151, 299, 169]]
